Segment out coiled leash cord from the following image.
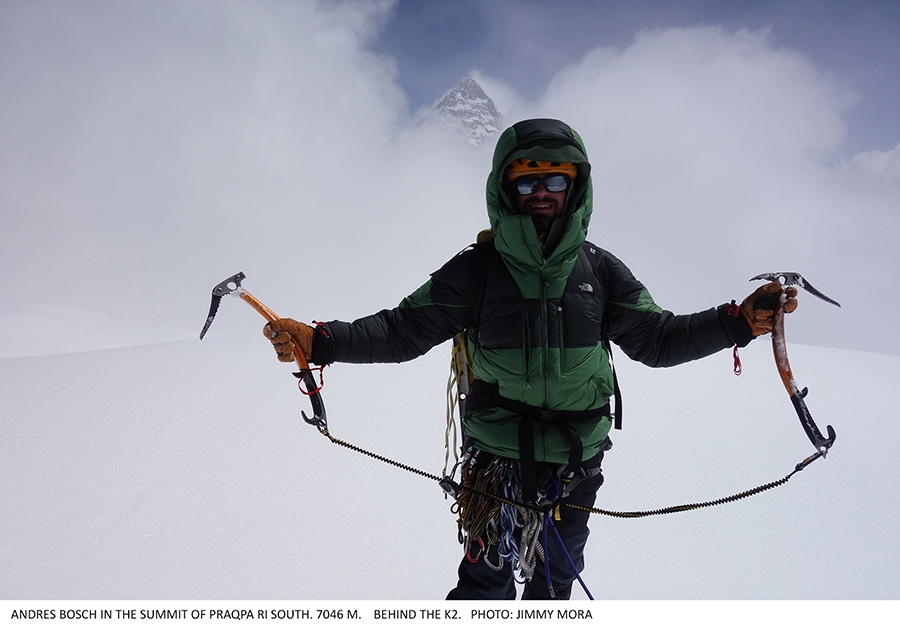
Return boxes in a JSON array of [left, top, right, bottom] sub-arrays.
[[308, 415, 817, 520], [310, 418, 821, 601]]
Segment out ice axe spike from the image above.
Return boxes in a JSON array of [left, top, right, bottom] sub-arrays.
[[199, 271, 326, 427], [750, 272, 837, 460]]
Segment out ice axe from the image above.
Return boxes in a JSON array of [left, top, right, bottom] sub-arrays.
[[750, 272, 839, 468], [199, 271, 326, 427]]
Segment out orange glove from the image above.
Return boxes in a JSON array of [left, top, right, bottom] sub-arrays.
[[741, 282, 799, 336], [262, 318, 313, 364]]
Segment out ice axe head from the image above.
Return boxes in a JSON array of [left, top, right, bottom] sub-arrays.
[[199, 271, 246, 340], [750, 272, 841, 308], [211, 271, 246, 298]]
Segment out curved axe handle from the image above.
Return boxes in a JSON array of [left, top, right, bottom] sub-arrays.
[[771, 292, 836, 454], [237, 290, 310, 371], [238, 289, 327, 426]]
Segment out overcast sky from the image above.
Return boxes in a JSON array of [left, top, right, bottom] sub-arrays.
[[1, 0, 898, 356], [376, 0, 900, 157]]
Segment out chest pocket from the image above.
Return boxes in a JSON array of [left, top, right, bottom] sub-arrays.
[[558, 252, 606, 348], [476, 259, 530, 350]]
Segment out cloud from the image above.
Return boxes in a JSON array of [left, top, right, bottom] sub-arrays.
[[839, 143, 900, 182], [1, 6, 897, 355], [1, 0, 431, 329], [498, 26, 895, 354]]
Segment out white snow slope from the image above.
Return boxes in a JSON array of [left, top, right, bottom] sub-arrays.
[[1, 307, 898, 602]]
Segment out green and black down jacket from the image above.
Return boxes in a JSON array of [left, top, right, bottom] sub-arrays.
[[314, 119, 752, 464]]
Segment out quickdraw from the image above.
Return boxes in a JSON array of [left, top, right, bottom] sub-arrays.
[[450, 451, 541, 582]]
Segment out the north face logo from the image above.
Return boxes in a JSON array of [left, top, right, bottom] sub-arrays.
[[579, 283, 593, 293]]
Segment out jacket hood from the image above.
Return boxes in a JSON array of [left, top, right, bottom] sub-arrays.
[[486, 119, 593, 298]]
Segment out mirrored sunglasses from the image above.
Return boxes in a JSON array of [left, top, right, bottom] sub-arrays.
[[513, 174, 571, 196]]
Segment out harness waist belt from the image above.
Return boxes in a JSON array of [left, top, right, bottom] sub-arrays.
[[465, 380, 609, 504]]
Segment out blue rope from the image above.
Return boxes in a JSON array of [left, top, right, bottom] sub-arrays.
[[542, 511, 553, 596], [541, 478, 595, 600], [544, 513, 594, 600]]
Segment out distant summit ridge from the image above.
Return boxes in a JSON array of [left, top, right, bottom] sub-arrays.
[[417, 77, 503, 145]]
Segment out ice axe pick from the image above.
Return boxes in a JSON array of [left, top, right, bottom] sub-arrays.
[[199, 271, 326, 427]]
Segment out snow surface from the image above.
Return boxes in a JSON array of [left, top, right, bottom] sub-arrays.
[[1, 307, 898, 602]]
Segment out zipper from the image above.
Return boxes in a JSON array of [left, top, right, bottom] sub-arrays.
[[522, 309, 531, 389], [539, 263, 550, 407]]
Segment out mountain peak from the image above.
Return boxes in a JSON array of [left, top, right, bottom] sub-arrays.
[[417, 77, 503, 145]]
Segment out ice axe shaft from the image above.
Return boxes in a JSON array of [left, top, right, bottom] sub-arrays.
[[199, 271, 325, 426], [238, 289, 311, 371], [750, 272, 837, 456]]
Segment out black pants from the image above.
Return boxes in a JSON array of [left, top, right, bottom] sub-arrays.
[[447, 452, 605, 600]]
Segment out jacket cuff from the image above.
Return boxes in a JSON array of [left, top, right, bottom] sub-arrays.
[[310, 322, 335, 365], [718, 302, 755, 348]]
